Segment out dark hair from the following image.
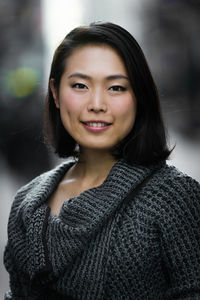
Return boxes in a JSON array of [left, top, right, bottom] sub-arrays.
[[44, 22, 172, 165]]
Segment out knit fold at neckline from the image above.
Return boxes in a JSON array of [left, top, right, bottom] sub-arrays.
[[16, 159, 165, 279]]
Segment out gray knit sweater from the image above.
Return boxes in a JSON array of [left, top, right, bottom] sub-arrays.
[[4, 159, 200, 299]]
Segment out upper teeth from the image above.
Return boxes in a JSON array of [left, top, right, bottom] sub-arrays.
[[86, 122, 108, 127]]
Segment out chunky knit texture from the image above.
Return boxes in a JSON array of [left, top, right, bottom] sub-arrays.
[[4, 159, 200, 299]]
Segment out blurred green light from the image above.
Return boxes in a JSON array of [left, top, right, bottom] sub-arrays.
[[5, 67, 40, 98]]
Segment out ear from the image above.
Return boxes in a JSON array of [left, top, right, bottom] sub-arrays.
[[50, 78, 60, 108]]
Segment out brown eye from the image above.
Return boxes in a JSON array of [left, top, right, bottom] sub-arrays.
[[71, 83, 88, 89], [109, 85, 127, 92]]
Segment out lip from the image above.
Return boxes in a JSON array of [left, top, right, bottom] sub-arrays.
[[81, 120, 112, 132], [82, 120, 112, 124]]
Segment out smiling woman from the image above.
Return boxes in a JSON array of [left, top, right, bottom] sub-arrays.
[[4, 22, 200, 300], [49, 44, 136, 155]]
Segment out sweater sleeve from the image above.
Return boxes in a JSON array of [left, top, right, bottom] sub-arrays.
[[160, 175, 200, 299], [4, 226, 51, 300], [3, 175, 52, 300], [3, 182, 35, 299], [4, 243, 35, 299]]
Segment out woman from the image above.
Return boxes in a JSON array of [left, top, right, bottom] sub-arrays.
[[4, 22, 200, 299]]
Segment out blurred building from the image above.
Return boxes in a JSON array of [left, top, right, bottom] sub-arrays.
[[142, 0, 200, 138], [0, 0, 51, 183]]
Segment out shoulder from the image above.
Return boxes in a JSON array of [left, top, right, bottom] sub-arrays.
[[125, 162, 200, 226], [142, 163, 200, 226], [10, 160, 75, 212], [152, 163, 200, 201], [122, 163, 200, 248]]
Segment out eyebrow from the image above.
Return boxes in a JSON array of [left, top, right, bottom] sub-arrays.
[[68, 72, 129, 81]]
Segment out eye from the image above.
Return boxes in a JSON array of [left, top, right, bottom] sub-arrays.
[[71, 83, 88, 89], [109, 85, 127, 92]]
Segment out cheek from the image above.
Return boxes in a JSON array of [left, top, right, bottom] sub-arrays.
[[114, 96, 136, 125], [59, 90, 81, 114]]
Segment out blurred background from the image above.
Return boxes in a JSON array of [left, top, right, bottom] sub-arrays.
[[0, 0, 200, 297]]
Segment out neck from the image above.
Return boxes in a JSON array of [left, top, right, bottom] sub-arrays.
[[71, 149, 118, 186]]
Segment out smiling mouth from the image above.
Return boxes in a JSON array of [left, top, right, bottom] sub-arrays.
[[83, 122, 111, 127], [81, 121, 112, 131]]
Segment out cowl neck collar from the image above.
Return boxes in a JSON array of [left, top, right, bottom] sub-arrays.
[[17, 159, 164, 279]]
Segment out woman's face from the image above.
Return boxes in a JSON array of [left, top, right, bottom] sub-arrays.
[[50, 44, 136, 153]]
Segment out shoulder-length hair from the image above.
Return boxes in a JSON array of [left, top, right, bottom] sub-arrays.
[[44, 22, 172, 165]]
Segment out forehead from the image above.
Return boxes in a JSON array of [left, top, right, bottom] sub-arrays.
[[63, 44, 128, 76]]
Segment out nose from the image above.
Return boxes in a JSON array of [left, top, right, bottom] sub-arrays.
[[87, 88, 107, 113]]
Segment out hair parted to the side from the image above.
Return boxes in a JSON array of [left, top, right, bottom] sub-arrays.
[[43, 21, 172, 165]]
